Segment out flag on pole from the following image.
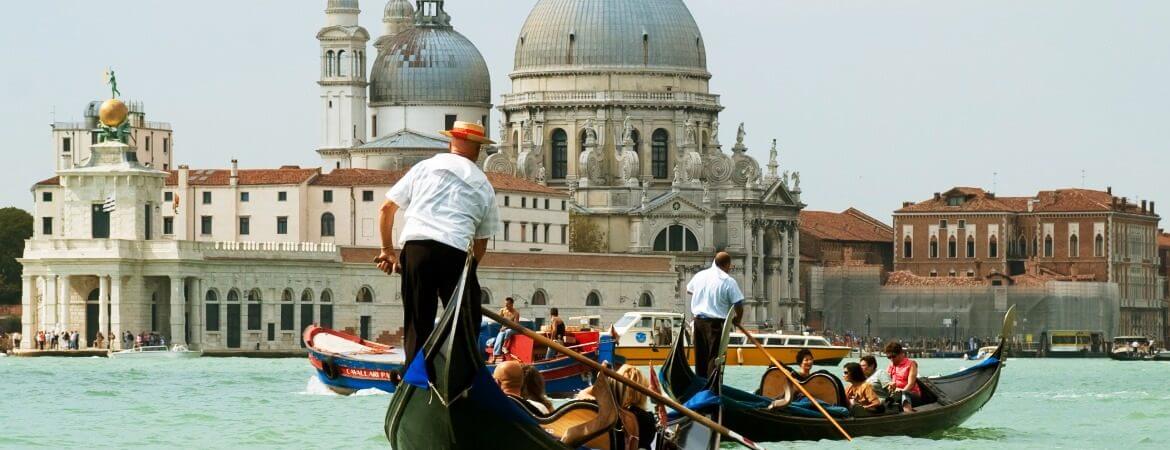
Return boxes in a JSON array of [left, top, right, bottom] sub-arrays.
[[102, 196, 116, 212]]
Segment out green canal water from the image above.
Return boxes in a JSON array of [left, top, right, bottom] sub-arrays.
[[1, 356, 1166, 448]]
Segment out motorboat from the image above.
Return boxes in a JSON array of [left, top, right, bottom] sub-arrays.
[[108, 345, 202, 359], [1109, 336, 1152, 361], [612, 311, 850, 367], [966, 345, 998, 361]]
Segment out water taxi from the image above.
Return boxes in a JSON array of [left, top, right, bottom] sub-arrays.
[[108, 345, 202, 359], [612, 311, 851, 366]]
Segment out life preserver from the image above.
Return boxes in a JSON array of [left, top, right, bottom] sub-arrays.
[[321, 355, 340, 380]]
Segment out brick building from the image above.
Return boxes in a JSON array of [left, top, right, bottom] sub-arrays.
[[894, 187, 1162, 336], [1159, 231, 1170, 344], [799, 208, 893, 329]]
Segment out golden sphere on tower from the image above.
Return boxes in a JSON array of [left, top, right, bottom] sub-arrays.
[[98, 98, 129, 127]]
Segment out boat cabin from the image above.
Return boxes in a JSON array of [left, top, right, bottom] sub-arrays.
[[612, 311, 684, 348], [726, 333, 835, 348]]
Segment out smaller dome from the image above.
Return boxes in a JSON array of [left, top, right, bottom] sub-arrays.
[[384, 0, 414, 19]]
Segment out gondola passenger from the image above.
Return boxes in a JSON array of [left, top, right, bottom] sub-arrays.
[[790, 348, 815, 382], [883, 342, 921, 413], [859, 354, 889, 398], [494, 361, 550, 414], [843, 362, 884, 416], [576, 365, 657, 449], [521, 363, 554, 414]]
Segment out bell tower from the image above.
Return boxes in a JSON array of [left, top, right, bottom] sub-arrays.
[[318, 0, 370, 168]]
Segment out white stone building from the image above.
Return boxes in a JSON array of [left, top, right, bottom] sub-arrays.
[[484, 0, 808, 329], [51, 100, 174, 171]]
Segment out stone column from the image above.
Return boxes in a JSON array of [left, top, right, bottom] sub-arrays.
[[170, 276, 187, 345], [20, 275, 33, 349], [57, 275, 70, 331], [189, 278, 202, 348], [792, 226, 801, 329], [44, 275, 57, 331], [744, 221, 754, 307], [110, 276, 123, 350], [98, 275, 110, 346], [781, 225, 792, 330], [756, 225, 765, 301]]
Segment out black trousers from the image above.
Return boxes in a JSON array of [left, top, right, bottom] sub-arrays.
[[400, 240, 481, 369], [693, 318, 725, 380]]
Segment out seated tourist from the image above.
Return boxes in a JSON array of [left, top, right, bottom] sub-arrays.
[[577, 365, 657, 448], [843, 362, 883, 416], [494, 361, 550, 414], [521, 363, 554, 414], [859, 355, 889, 398], [790, 348, 815, 382], [883, 342, 921, 413]]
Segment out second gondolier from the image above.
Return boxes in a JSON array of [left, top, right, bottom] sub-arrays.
[[375, 121, 501, 368]]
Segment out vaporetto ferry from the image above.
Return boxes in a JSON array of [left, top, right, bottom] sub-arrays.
[[611, 311, 851, 367]]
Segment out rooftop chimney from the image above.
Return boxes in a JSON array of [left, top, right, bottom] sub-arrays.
[[903, 201, 913, 208], [230, 159, 239, 187], [934, 192, 941, 200], [1141, 200, 1147, 213], [1107, 186, 1113, 195], [1150, 201, 1156, 215], [178, 165, 190, 189]]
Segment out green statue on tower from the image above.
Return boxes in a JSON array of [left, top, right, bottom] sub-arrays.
[[98, 68, 130, 143]]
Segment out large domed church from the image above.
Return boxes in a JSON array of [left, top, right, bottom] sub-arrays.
[[484, 0, 807, 328]]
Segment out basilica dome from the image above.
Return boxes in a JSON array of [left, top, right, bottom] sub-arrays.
[[513, 0, 708, 74], [369, 11, 490, 107]]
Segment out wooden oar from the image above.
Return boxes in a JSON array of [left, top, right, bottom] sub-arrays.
[[736, 324, 853, 441], [482, 306, 764, 450]]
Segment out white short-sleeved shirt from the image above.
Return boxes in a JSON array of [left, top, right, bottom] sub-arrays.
[[385, 153, 502, 251], [686, 262, 745, 320]]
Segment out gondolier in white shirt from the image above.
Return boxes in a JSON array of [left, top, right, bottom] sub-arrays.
[[686, 251, 745, 380], [375, 121, 501, 368]]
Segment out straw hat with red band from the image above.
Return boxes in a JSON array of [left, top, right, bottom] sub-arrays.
[[439, 121, 496, 145]]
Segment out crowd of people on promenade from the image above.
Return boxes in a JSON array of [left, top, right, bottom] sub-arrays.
[[10, 329, 168, 351]]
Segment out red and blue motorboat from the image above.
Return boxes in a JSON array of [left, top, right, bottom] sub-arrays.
[[305, 322, 616, 396]]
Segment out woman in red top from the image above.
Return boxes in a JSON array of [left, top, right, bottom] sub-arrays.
[[883, 342, 920, 412]]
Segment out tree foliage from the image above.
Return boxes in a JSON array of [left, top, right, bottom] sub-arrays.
[[0, 207, 33, 304], [568, 213, 607, 253]]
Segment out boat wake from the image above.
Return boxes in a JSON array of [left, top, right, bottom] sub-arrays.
[[301, 376, 387, 397]]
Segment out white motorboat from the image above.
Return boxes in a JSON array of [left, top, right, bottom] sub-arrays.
[[108, 345, 202, 359]]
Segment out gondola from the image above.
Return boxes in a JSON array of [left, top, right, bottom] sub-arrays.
[[659, 306, 1015, 442], [383, 251, 627, 449]]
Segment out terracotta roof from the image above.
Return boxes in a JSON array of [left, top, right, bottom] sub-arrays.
[[484, 172, 567, 196], [312, 169, 406, 186], [896, 186, 1155, 216], [1158, 233, 1170, 249], [34, 176, 60, 186], [339, 247, 673, 272], [799, 208, 893, 243], [165, 167, 321, 186]]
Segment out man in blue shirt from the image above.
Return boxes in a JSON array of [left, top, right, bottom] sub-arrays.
[[686, 251, 745, 379]]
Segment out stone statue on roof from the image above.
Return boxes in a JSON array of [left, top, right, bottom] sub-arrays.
[[685, 121, 697, 146], [621, 116, 635, 145], [710, 119, 720, 146], [736, 122, 746, 147], [582, 118, 597, 145], [793, 171, 801, 191]]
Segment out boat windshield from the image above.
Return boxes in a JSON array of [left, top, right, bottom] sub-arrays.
[[728, 336, 745, 345], [786, 338, 806, 346], [613, 315, 637, 329], [806, 338, 830, 346]]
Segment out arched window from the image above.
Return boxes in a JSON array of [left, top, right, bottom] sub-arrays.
[[1094, 233, 1104, 257], [480, 288, 491, 305], [966, 236, 976, 258], [320, 290, 332, 303], [1032, 237, 1039, 257], [205, 289, 220, 332], [638, 292, 653, 308], [1043, 235, 1053, 257], [989, 235, 999, 258], [902, 236, 912, 258], [929, 236, 939, 258], [88, 288, 100, 302], [1069, 234, 1079, 257], [301, 289, 313, 303], [280, 289, 295, 331], [1017, 236, 1026, 256], [325, 50, 334, 77], [653, 225, 699, 252], [321, 213, 335, 237], [551, 129, 568, 179], [227, 289, 240, 302], [319, 289, 334, 329], [247, 289, 262, 331], [338, 50, 349, 77], [532, 290, 547, 306], [282, 289, 293, 302], [651, 129, 669, 179], [356, 286, 373, 303], [947, 236, 957, 258], [585, 291, 601, 307]]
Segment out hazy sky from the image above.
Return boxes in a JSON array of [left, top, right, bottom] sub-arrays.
[[3, 0, 1168, 224]]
